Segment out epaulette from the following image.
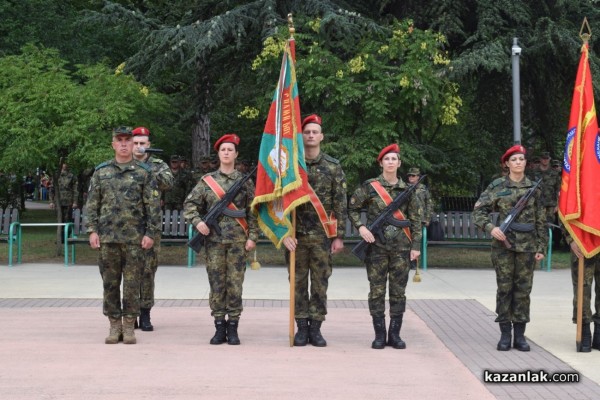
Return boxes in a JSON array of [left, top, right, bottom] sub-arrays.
[[134, 159, 152, 172], [94, 161, 111, 171], [322, 153, 340, 165], [489, 177, 506, 189]]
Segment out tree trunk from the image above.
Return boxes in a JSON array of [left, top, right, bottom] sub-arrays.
[[191, 113, 211, 168]]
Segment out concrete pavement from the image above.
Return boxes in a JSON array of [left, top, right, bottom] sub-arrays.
[[1, 263, 599, 399]]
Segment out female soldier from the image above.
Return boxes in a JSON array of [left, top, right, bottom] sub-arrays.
[[183, 134, 258, 345], [473, 145, 547, 351], [348, 144, 422, 349]]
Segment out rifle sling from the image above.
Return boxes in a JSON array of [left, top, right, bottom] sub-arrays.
[[370, 181, 411, 242], [202, 175, 249, 234]]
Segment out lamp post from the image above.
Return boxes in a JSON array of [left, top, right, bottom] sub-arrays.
[[512, 37, 522, 145]]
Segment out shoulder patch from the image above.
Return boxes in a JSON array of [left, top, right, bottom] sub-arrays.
[[95, 161, 110, 171], [322, 153, 340, 164], [489, 177, 506, 189]]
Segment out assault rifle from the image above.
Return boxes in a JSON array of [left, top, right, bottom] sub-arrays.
[[498, 178, 542, 249], [187, 166, 257, 253], [351, 175, 426, 261]]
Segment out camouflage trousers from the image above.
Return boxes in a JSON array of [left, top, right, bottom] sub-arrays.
[[365, 245, 410, 318], [139, 243, 160, 309], [205, 241, 247, 320], [492, 247, 535, 323], [286, 234, 332, 322], [98, 243, 144, 319], [571, 253, 600, 324]]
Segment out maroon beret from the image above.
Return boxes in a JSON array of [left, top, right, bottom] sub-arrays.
[[214, 133, 240, 151], [377, 144, 400, 162], [301, 114, 322, 129], [501, 145, 527, 163], [132, 126, 150, 136]]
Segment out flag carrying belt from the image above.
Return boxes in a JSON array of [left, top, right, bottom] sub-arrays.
[[202, 175, 249, 233], [307, 184, 338, 238], [370, 181, 412, 241]]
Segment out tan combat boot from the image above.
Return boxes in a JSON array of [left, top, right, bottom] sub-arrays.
[[105, 317, 123, 344], [122, 317, 137, 344]]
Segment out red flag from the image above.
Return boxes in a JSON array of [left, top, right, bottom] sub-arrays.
[[251, 38, 311, 248], [558, 42, 600, 257]]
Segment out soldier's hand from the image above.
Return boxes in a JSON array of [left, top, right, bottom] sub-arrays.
[[245, 239, 256, 252], [141, 236, 154, 250], [490, 226, 506, 242], [282, 236, 297, 252], [534, 252, 545, 261], [331, 237, 344, 254], [49, 202, 55, 209], [410, 249, 421, 261], [89, 233, 100, 249], [570, 241, 583, 259], [196, 221, 210, 236], [359, 226, 375, 243]]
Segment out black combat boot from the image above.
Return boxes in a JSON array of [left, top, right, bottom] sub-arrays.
[[139, 308, 154, 331], [592, 322, 600, 350], [497, 322, 512, 351], [308, 320, 327, 347], [580, 323, 592, 352], [209, 319, 227, 345], [512, 322, 530, 351], [387, 316, 406, 349], [227, 320, 241, 345], [294, 318, 309, 346], [371, 317, 386, 349]]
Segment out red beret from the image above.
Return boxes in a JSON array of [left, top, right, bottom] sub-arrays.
[[302, 114, 322, 129], [132, 126, 150, 136], [377, 144, 400, 162], [501, 145, 527, 163], [214, 133, 240, 151]]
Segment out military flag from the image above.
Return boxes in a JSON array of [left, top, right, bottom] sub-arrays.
[[251, 36, 311, 249], [558, 40, 600, 258]]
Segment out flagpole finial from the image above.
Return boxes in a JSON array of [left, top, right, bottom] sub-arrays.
[[580, 17, 592, 43], [287, 13, 295, 37]]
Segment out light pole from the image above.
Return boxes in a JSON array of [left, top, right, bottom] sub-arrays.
[[512, 37, 522, 145]]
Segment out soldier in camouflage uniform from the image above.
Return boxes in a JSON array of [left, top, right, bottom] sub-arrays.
[[132, 126, 175, 331], [407, 167, 432, 227], [526, 151, 560, 223], [86, 126, 161, 345], [163, 155, 191, 210], [348, 144, 422, 349], [184, 133, 258, 345], [473, 145, 547, 352], [562, 225, 600, 352], [49, 163, 79, 225], [282, 114, 347, 347]]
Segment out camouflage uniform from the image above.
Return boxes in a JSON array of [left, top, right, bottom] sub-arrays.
[[348, 175, 422, 318], [183, 170, 258, 320], [139, 156, 174, 309], [527, 166, 560, 222], [50, 170, 78, 223], [287, 152, 347, 322], [415, 183, 433, 226], [473, 176, 547, 323], [164, 169, 191, 210], [86, 159, 161, 319]]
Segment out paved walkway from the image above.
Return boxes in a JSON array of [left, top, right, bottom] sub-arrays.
[[1, 263, 599, 399]]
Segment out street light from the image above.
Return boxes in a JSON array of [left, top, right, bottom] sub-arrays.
[[512, 38, 522, 145]]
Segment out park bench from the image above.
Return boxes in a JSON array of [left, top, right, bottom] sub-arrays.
[[1, 208, 19, 264], [64, 208, 196, 267], [421, 211, 553, 271]]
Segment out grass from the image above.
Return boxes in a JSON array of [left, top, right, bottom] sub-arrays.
[[1, 208, 572, 269]]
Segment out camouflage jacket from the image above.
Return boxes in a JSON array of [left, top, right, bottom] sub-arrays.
[[295, 152, 347, 238], [473, 176, 548, 253], [348, 175, 422, 251], [415, 183, 433, 224], [50, 171, 78, 206], [144, 156, 174, 192], [526, 166, 560, 207], [164, 169, 191, 205], [85, 159, 162, 243], [183, 169, 259, 243]]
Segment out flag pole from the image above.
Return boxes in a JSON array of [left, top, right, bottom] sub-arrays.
[[289, 209, 297, 347]]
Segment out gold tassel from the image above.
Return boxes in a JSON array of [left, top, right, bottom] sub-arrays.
[[413, 259, 422, 283], [250, 249, 261, 270]]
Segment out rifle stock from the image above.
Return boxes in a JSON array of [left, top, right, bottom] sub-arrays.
[[351, 175, 426, 261], [187, 166, 257, 253]]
